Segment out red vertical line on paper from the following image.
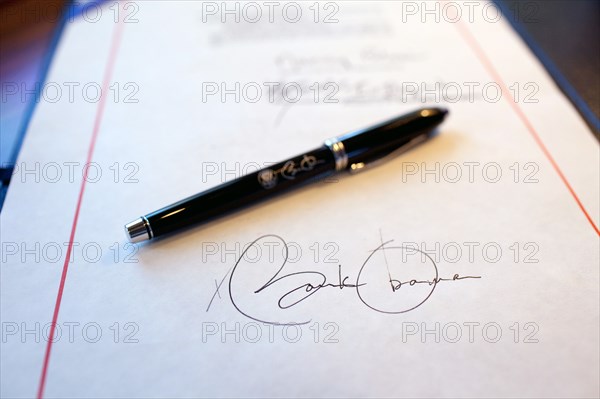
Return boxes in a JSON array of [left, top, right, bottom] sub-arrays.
[[453, 18, 599, 236], [36, 16, 125, 399]]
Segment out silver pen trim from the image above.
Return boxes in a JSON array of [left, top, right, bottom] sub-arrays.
[[324, 137, 348, 171], [125, 216, 152, 243]]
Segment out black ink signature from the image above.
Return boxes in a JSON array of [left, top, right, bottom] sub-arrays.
[[212, 235, 481, 325], [256, 263, 364, 310]]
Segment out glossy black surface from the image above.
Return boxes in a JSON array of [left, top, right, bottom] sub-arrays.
[[147, 146, 335, 236], [340, 108, 448, 166]]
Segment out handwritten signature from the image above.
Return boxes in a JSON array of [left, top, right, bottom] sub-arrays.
[[208, 235, 481, 325]]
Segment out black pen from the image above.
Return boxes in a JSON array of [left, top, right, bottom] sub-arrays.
[[125, 107, 448, 243]]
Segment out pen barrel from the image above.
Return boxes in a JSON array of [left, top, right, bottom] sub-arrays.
[[340, 108, 446, 166], [144, 146, 335, 238]]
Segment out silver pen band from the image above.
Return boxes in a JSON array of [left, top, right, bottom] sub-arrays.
[[324, 137, 348, 171]]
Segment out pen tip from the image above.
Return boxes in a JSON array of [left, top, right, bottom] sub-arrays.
[[420, 107, 448, 120]]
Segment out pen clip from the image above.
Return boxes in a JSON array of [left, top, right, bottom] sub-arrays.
[[348, 133, 430, 174]]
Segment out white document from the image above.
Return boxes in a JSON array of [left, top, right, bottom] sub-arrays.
[[1, 1, 599, 398]]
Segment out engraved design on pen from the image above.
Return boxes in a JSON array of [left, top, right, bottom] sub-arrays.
[[258, 169, 277, 189], [258, 155, 324, 189]]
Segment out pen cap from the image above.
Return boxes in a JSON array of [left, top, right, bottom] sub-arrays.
[[339, 108, 447, 167]]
